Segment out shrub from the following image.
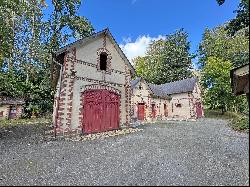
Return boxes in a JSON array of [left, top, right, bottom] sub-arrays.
[[230, 115, 249, 132]]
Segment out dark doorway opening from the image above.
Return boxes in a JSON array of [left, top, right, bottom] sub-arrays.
[[100, 53, 107, 71]]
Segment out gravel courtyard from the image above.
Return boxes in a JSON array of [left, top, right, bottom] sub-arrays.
[[0, 118, 249, 186]]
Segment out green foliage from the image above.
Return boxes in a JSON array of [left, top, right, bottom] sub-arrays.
[[47, 0, 94, 49], [0, 0, 94, 118], [204, 109, 240, 119], [198, 26, 249, 68], [133, 29, 193, 84], [199, 0, 249, 116], [201, 57, 234, 113], [230, 115, 249, 132], [216, 0, 249, 36], [204, 109, 249, 132], [199, 25, 248, 114]]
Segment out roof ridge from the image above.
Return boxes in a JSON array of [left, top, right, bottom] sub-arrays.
[[159, 77, 197, 86], [54, 28, 135, 75]]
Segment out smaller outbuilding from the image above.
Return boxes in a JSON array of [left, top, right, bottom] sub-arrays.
[[0, 96, 25, 120], [131, 77, 204, 121]]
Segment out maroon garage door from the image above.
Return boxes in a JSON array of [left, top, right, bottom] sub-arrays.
[[83, 89, 120, 133]]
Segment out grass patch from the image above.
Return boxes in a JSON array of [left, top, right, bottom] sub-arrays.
[[0, 117, 52, 129], [204, 109, 241, 119], [204, 109, 249, 132]]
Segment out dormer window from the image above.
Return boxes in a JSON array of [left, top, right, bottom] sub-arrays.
[[100, 52, 107, 71]]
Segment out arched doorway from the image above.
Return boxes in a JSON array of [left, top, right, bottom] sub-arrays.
[[82, 89, 120, 133]]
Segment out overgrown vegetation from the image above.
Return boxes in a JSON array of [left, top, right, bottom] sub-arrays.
[[197, 0, 249, 116], [204, 109, 249, 132], [0, 0, 94, 118]]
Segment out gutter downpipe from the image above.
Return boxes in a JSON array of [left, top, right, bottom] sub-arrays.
[[52, 53, 63, 138]]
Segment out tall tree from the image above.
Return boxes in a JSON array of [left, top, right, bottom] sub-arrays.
[[133, 29, 193, 84], [201, 57, 233, 114], [201, 57, 248, 114], [198, 26, 249, 68], [46, 0, 94, 50], [216, 0, 249, 36], [0, 0, 94, 117], [198, 25, 249, 114]]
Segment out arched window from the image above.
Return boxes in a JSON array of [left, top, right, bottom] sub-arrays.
[[100, 52, 107, 71]]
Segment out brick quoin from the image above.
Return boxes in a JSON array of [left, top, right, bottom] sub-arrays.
[[58, 102, 65, 106], [58, 107, 65, 111], [52, 31, 137, 136]]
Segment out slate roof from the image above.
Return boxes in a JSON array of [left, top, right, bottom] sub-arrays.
[[131, 77, 198, 97], [148, 83, 170, 97], [157, 77, 198, 95], [131, 77, 142, 88]]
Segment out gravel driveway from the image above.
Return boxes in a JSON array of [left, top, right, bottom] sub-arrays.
[[0, 118, 249, 186]]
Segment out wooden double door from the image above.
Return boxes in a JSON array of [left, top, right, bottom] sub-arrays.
[[83, 89, 120, 133]]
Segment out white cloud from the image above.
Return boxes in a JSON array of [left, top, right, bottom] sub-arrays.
[[119, 35, 166, 64]]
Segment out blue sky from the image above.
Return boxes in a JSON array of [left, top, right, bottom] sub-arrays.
[[46, 0, 240, 65], [79, 0, 239, 64]]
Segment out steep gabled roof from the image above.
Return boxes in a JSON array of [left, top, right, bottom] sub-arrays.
[[55, 28, 135, 75]]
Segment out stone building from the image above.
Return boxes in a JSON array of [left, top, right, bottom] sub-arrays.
[[131, 77, 204, 121], [51, 29, 135, 135], [0, 97, 25, 120]]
